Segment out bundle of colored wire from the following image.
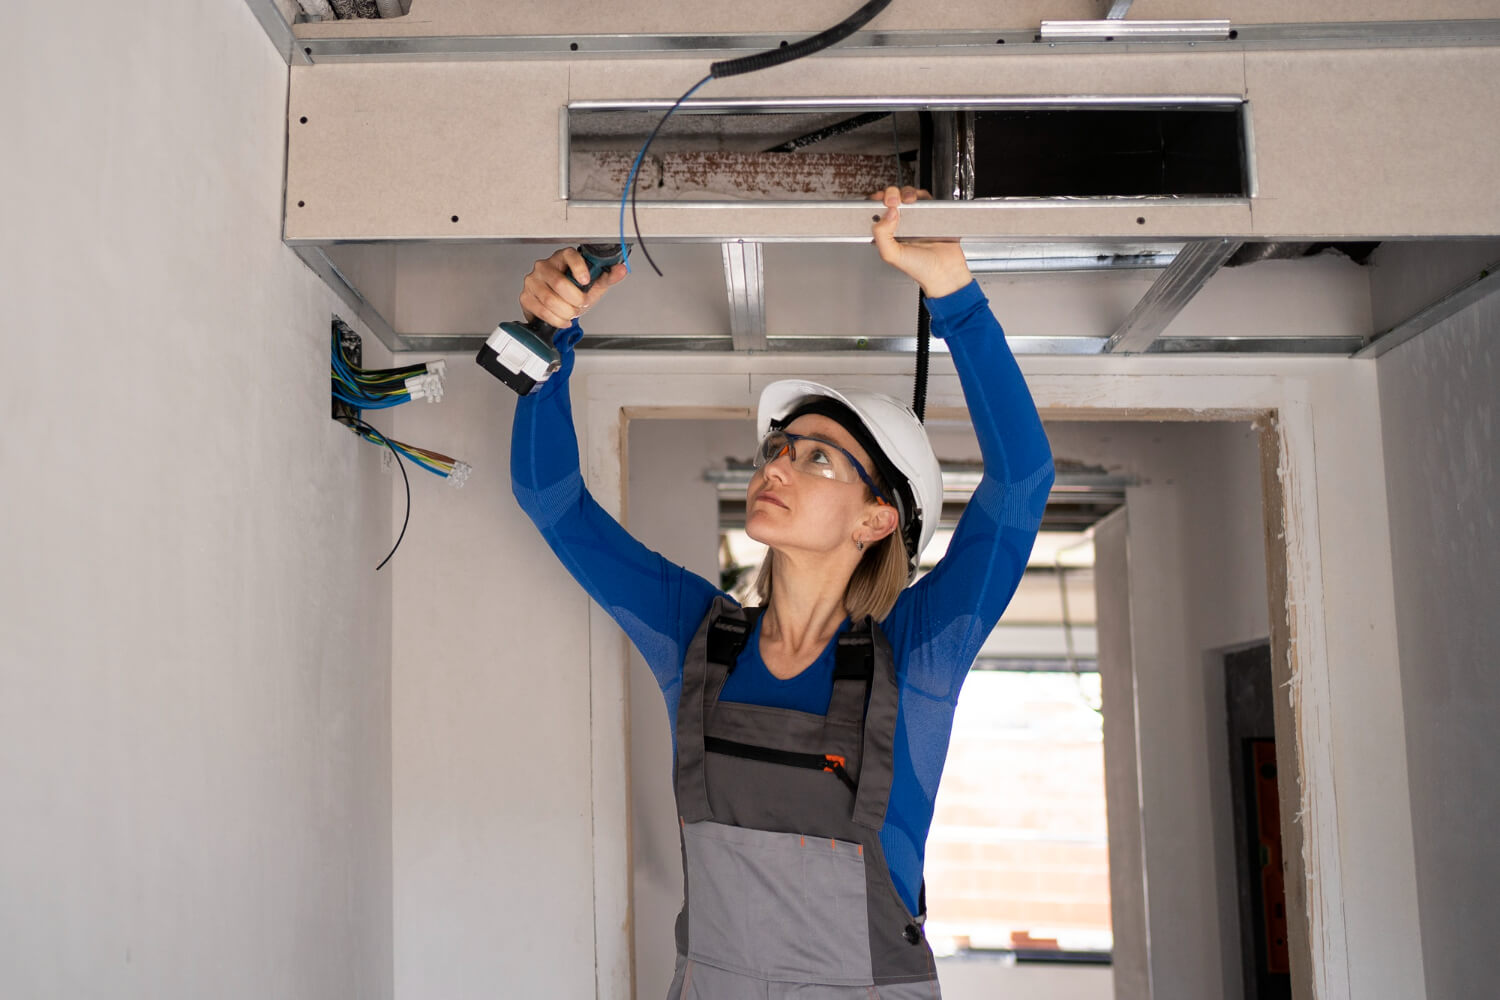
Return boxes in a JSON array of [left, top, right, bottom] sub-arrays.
[[330, 328, 448, 410], [351, 422, 472, 489], [620, 0, 894, 275]]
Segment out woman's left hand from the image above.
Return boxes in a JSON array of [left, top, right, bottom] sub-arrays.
[[868, 186, 972, 298]]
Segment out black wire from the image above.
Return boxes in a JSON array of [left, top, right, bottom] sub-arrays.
[[631, 74, 712, 277], [890, 111, 903, 187], [351, 418, 411, 572], [913, 291, 930, 423], [631, 0, 894, 276]]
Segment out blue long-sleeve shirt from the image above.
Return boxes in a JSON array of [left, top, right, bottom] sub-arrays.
[[512, 281, 1054, 915]]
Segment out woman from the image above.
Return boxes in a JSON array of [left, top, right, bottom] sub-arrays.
[[511, 186, 1054, 999]]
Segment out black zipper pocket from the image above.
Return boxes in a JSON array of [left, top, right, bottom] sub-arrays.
[[704, 736, 857, 793]]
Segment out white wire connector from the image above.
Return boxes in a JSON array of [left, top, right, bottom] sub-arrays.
[[446, 461, 472, 488], [405, 373, 444, 402], [425, 359, 448, 379]]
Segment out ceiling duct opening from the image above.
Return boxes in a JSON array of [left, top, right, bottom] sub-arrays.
[[566, 98, 1249, 203], [964, 107, 1247, 199]]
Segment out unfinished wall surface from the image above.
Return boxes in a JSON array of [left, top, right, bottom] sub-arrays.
[[1376, 290, 1500, 1000], [385, 363, 599, 999], [0, 4, 392, 998]]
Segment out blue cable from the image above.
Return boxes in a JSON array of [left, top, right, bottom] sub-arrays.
[[618, 73, 713, 273], [333, 388, 407, 410]]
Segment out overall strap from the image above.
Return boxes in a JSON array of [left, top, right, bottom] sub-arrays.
[[849, 620, 900, 830], [676, 597, 760, 823], [825, 619, 875, 727]]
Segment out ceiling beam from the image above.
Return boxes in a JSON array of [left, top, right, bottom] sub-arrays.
[[722, 241, 767, 351], [1104, 239, 1241, 354]]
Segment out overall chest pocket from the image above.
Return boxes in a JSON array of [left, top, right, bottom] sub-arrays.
[[682, 820, 873, 986]]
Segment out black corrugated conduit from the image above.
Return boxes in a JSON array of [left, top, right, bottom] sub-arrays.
[[709, 0, 893, 78]]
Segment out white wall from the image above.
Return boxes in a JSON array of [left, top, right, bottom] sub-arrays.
[[1376, 288, 1500, 1000], [1, 3, 392, 998], [385, 362, 599, 999], [625, 419, 748, 1000]]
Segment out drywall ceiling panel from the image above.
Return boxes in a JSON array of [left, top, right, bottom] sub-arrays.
[[289, 0, 1500, 37], [285, 61, 570, 240], [1246, 47, 1500, 236]]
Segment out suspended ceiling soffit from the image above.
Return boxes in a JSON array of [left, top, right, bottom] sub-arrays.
[[311, 239, 1489, 357]]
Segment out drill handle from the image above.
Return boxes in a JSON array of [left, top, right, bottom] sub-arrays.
[[525, 243, 629, 339]]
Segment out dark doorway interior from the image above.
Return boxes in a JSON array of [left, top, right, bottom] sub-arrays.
[[1225, 643, 1292, 1000]]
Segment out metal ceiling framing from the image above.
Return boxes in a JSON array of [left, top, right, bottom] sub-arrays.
[[722, 242, 767, 351], [1355, 258, 1500, 358], [1104, 239, 1241, 354], [277, 20, 1500, 62]]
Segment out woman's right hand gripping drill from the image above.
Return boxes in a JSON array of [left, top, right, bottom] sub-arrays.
[[520, 247, 629, 330]]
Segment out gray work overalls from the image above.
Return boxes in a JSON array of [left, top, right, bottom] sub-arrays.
[[668, 596, 942, 999]]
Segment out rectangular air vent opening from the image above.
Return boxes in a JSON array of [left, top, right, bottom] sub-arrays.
[[566, 99, 1250, 202]]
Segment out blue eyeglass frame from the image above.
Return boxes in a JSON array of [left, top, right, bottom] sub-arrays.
[[757, 431, 893, 508]]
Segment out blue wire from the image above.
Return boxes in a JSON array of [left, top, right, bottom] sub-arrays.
[[334, 389, 407, 410], [618, 74, 712, 273]]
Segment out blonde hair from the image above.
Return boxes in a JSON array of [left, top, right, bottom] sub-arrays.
[[753, 495, 912, 623]]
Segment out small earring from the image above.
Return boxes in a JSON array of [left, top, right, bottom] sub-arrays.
[[855, 539, 865, 552]]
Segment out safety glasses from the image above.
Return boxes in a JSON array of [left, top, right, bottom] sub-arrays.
[[752, 431, 892, 507]]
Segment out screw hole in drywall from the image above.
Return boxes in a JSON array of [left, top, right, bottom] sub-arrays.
[[1229, 30, 1239, 40], [1136, 217, 1146, 225], [570, 42, 578, 51], [299, 116, 307, 124], [872, 214, 881, 222], [451, 215, 460, 223], [297, 200, 305, 207]]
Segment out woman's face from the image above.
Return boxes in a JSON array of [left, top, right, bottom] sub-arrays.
[[744, 413, 884, 557]]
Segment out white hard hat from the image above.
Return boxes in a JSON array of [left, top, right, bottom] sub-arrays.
[[757, 380, 942, 578]]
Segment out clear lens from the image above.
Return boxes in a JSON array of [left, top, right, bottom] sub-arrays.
[[753, 431, 859, 484]]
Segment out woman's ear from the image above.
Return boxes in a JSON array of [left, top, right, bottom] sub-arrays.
[[861, 501, 900, 543]]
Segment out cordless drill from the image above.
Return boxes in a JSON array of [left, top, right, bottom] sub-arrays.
[[476, 243, 627, 396]]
